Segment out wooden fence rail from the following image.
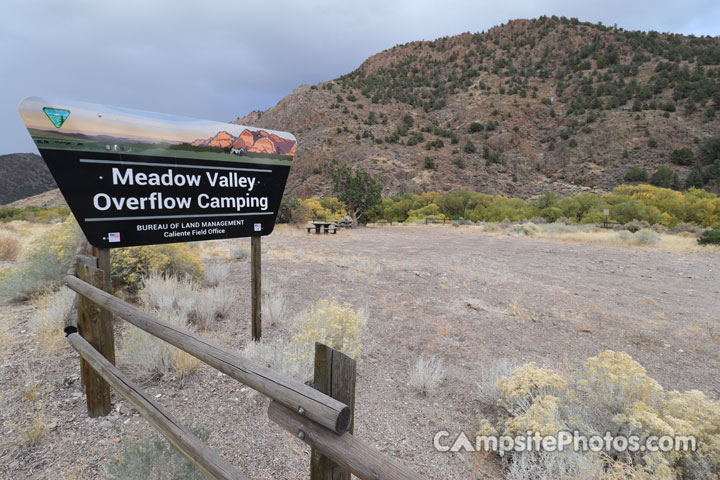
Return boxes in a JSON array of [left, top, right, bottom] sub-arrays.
[[63, 273, 351, 435], [268, 402, 426, 480], [66, 332, 249, 480], [63, 255, 430, 480]]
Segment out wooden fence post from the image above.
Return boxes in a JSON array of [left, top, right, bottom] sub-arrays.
[[311, 343, 356, 480], [96, 247, 112, 294], [251, 236, 261, 341], [76, 258, 115, 417]]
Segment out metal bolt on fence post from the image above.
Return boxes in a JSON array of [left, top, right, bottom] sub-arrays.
[[298, 430, 306, 440], [298, 407, 305, 415]]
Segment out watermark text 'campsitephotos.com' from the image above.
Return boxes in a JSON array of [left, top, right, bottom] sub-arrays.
[[434, 431, 697, 457]]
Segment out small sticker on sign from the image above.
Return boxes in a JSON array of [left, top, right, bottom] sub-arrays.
[[254, 223, 262, 232], [108, 232, 121, 242]]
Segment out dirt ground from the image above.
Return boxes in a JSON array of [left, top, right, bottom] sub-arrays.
[[1, 224, 719, 479]]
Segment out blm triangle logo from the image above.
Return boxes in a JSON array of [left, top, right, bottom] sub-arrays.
[[42, 107, 70, 128]]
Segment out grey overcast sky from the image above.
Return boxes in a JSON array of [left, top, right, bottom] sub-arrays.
[[2, 0, 718, 154]]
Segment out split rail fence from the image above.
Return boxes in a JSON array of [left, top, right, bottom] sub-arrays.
[[61, 253, 429, 480]]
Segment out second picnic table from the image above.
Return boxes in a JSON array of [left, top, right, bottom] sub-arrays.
[[307, 222, 337, 234]]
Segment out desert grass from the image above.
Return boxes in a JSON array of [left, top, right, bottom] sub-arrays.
[[381, 222, 720, 254], [408, 355, 446, 396], [0, 221, 52, 260], [121, 272, 238, 376], [271, 223, 307, 238], [20, 362, 43, 403], [16, 412, 48, 447], [30, 287, 75, 353], [0, 316, 15, 362], [0, 410, 48, 456], [0, 231, 21, 261], [196, 239, 236, 259], [468, 222, 720, 254], [204, 263, 230, 286], [542, 229, 720, 253], [120, 324, 174, 377], [170, 347, 202, 381], [262, 278, 288, 326], [476, 359, 517, 405]]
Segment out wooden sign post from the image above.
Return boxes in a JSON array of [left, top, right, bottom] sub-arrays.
[[251, 237, 262, 341]]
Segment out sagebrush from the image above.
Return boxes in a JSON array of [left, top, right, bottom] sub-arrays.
[[121, 273, 235, 377], [0, 217, 83, 299], [478, 350, 720, 479], [106, 421, 211, 480], [111, 244, 204, 297]]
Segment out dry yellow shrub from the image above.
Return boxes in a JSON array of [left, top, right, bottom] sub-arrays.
[[579, 350, 663, 412], [285, 299, 366, 369], [503, 395, 565, 437], [488, 351, 720, 479], [170, 347, 201, 380], [498, 362, 567, 407]]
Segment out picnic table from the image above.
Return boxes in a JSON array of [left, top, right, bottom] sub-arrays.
[[307, 222, 337, 234]]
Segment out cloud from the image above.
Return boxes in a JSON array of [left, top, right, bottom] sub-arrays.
[[2, 0, 718, 154]]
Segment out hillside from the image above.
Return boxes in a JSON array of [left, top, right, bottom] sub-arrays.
[[0, 153, 56, 205], [237, 16, 720, 199], [5, 188, 66, 209]]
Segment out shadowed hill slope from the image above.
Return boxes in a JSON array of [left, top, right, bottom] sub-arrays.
[[0, 153, 56, 205]]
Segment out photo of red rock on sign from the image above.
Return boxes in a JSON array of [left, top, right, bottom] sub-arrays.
[[191, 128, 296, 156], [17, 96, 296, 164]]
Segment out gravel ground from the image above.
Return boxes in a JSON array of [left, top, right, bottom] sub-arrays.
[[1, 224, 718, 479]]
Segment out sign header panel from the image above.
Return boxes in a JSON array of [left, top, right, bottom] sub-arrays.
[[18, 97, 296, 248]]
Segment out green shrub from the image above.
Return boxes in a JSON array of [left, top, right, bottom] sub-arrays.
[[670, 147, 695, 166], [106, 421, 211, 480], [469, 121, 484, 133], [685, 166, 705, 189], [423, 156, 436, 170], [464, 141, 477, 154], [0, 218, 84, 299], [624, 165, 648, 182], [699, 136, 720, 162], [111, 244, 204, 297], [649, 166, 675, 188], [0, 206, 71, 224], [705, 159, 720, 180], [698, 228, 720, 245]]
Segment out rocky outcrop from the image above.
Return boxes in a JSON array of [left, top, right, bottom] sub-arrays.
[[232, 129, 255, 150], [206, 131, 235, 148], [191, 128, 296, 155], [249, 137, 277, 154]]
